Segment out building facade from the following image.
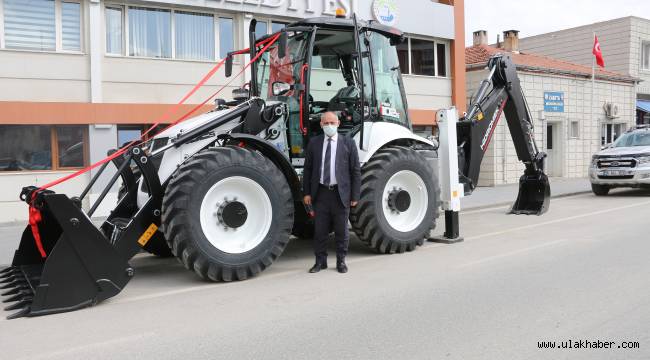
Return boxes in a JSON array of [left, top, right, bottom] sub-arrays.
[[0, 0, 465, 222], [517, 16, 650, 125], [467, 30, 637, 186]]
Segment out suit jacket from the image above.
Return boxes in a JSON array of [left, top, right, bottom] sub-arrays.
[[303, 134, 361, 207]]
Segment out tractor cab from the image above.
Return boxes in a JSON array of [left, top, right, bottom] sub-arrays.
[[232, 16, 411, 159]]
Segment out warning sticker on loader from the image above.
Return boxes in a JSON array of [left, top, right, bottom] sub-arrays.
[[138, 223, 159, 247]]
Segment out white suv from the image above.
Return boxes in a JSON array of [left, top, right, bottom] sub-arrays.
[[589, 127, 650, 195]]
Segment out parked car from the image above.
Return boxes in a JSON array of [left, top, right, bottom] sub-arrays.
[[589, 126, 650, 195]]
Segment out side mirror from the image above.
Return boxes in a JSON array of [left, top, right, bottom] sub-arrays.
[[225, 55, 233, 77], [272, 81, 291, 96], [601, 144, 611, 150], [278, 31, 287, 59]]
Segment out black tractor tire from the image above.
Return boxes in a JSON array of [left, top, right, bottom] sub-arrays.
[[350, 146, 439, 253], [161, 146, 294, 281], [591, 183, 610, 196]]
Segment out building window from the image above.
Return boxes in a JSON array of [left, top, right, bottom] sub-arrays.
[[396, 40, 409, 74], [128, 7, 171, 58], [569, 121, 579, 139], [61, 1, 81, 51], [219, 17, 234, 59], [642, 41, 650, 71], [175, 11, 214, 61], [56, 126, 85, 168], [255, 20, 268, 40], [412, 125, 433, 138], [3, 0, 56, 51], [107, 5, 236, 61], [105, 6, 123, 55], [436, 42, 447, 77], [410, 38, 435, 76], [117, 125, 143, 148], [2, 0, 82, 52], [0, 125, 87, 172], [601, 123, 627, 145], [271, 21, 288, 34], [396, 37, 449, 77]]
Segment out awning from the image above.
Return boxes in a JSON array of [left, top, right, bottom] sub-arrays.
[[637, 100, 650, 113]]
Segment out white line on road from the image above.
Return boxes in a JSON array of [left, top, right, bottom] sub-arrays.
[[460, 199, 650, 243], [457, 238, 570, 268]]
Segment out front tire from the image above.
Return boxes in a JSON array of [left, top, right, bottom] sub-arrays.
[[162, 146, 294, 281], [350, 146, 439, 253], [591, 183, 610, 196]]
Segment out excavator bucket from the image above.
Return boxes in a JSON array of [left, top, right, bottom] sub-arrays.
[[0, 190, 134, 319], [510, 171, 550, 215]]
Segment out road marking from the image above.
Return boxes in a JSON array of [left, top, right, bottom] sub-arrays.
[[461, 193, 591, 215], [457, 238, 570, 268], [54, 196, 650, 309], [460, 199, 650, 243], [15, 332, 156, 360]]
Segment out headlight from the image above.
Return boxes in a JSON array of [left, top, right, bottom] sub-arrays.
[[636, 155, 650, 164], [591, 155, 599, 166]]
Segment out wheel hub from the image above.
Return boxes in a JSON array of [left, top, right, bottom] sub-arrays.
[[387, 187, 411, 213], [217, 198, 248, 229]]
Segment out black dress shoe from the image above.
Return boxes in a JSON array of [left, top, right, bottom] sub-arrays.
[[336, 260, 348, 273], [309, 260, 328, 273]]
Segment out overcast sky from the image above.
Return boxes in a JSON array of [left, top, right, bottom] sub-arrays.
[[465, 0, 650, 45]]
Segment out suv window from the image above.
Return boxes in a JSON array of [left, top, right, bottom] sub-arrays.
[[612, 131, 650, 147]]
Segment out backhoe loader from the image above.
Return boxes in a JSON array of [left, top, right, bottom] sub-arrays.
[[1, 13, 549, 318]]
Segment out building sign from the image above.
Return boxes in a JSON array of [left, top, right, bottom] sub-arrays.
[[372, 0, 399, 26], [544, 92, 564, 112], [207, 0, 351, 18]]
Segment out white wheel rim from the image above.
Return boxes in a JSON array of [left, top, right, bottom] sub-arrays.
[[381, 170, 428, 232], [199, 176, 272, 254]]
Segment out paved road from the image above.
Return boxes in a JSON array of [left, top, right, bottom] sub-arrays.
[[1, 189, 649, 360]]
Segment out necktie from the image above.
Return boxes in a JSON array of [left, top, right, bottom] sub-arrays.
[[323, 138, 332, 185]]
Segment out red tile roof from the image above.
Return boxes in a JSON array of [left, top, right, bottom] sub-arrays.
[[465, 44, 637, 83]]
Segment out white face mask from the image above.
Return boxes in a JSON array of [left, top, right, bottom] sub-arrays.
[[322, 124, 338, 137]]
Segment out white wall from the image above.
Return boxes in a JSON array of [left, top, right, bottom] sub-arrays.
[[0, 171, 90, 223], [403, 75, 452, 110]]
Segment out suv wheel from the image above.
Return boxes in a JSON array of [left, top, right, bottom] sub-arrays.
[[591, 183, 610, 196]]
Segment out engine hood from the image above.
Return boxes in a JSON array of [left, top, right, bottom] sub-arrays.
[[153, 106, 240, 140], [596, 145, 650, 157]]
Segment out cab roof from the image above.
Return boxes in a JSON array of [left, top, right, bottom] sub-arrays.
[[287, 16, 403, 40]]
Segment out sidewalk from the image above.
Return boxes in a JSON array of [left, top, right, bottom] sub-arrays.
[[461, 177, 591, 210]]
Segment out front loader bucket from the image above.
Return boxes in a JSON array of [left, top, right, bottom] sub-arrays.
[[1, 193, 133, 319], [509, 172, 550, 215]]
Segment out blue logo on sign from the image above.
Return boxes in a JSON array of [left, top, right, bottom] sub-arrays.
[[372, 0, 398, 26], [544, 91, 564, 112]]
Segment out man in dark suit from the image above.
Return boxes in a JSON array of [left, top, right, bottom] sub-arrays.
[[303, 111, 361, 273]]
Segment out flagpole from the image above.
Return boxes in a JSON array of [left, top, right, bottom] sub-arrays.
[[592, 32, 596, 144]]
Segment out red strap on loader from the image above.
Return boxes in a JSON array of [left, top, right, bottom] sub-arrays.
[[28, 205, 46, 258], [26, 34, 281, 257]]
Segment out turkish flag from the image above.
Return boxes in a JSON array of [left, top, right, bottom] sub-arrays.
[[593, 35, 605, 68]]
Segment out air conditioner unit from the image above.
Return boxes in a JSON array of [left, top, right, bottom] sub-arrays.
[[603, 102, 619, 119]]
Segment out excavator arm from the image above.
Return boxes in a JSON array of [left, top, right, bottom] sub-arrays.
[[457, 54, 550, 215]]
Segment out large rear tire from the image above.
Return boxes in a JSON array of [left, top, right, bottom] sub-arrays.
[[161, 146, 294, 281], [350, 146, 439, 253]]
